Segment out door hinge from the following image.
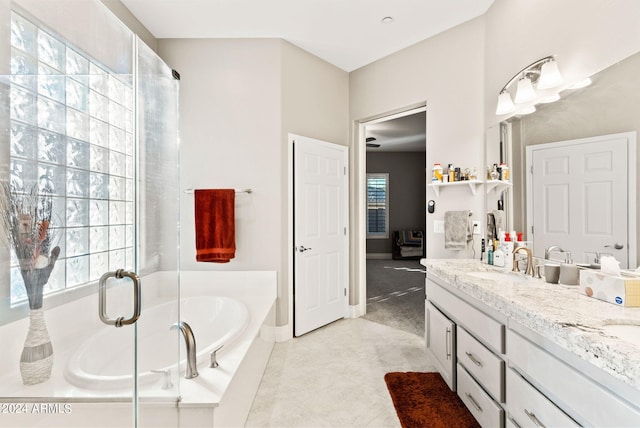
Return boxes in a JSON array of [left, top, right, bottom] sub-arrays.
[[344, 227, 347, 235], [344, 166, 347, 175], [344, 288, 347, 296], [530, 164, 534, 174]]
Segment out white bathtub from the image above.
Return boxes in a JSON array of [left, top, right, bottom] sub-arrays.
[[64, 296, 250, 390], [0, 271, 277, 428]]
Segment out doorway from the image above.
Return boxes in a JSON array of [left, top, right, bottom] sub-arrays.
[[360, 107, 427, 336]]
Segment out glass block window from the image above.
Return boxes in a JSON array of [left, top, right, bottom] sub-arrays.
[[8, 11, 134, 305], [366, 173, 389, 239]]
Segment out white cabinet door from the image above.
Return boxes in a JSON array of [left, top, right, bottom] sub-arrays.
[[425, 300, 456, 390]]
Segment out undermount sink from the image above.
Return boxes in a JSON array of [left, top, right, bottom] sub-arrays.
[[467, 271, 531, 282], [601, 322, 640, 347]]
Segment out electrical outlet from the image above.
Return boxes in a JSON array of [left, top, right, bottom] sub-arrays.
[[472, 221, 481, 235], [434, 220, 444, 234]]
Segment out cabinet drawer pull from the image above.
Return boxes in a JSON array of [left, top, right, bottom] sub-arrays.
[[524, 409, 546, 428], [465, 392, 483, 412], [508, 416, 523, 428], [465, 351, 483, 367], [446, 327, 452, 359]]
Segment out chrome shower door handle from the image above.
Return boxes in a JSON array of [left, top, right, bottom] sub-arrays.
[[98, 269, 142, 327]]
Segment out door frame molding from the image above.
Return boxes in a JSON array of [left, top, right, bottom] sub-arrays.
[[354, 104, 427, 318], [525, 131, 637, 267], [288, 134, 350, 338]]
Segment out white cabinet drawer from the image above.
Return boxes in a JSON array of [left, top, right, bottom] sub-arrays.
[[457, 326, 504, 402], [427, 278, 504, 353], [508, 329, 640, 426], [457, 363, 503, 428], [506, 368, 579, 428]]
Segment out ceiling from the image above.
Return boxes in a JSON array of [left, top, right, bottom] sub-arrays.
[[120, 0, 494, 72], [121, 1, 494, 151], [365, 111, 426, 152]]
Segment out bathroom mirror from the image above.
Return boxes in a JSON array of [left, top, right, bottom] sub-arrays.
[[488, 49, 640, 267]]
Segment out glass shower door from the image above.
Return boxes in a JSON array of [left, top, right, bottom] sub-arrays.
[[135, 36, 181, 427], [0, 1, 180, 427]]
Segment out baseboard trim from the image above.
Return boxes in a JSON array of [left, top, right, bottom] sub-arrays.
[[349, 304, 365, 318], [274, 324, 292, 342]]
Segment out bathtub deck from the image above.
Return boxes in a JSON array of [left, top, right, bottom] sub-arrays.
[[0, 270, 277, 428]]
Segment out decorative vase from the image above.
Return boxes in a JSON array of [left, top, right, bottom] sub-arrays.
[[19, 308, 53, 385]]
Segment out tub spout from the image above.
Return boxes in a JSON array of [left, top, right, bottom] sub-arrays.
[[171, 321, 199, 379]]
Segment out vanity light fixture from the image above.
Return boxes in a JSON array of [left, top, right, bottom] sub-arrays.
[[495, 55, 564, 115]]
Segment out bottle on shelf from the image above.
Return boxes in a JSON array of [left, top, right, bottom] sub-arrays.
[[499, 162, 509, 181], [432, 163, 443, 182]]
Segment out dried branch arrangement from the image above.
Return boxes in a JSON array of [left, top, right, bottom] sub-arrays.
[[0, 183, 60, 309]]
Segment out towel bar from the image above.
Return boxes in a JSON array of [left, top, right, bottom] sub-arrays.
[[184, 188, 252, 194]]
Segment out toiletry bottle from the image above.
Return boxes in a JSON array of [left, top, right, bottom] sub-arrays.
[[487, 241, 494, 265], [559, 252, 579, 285], [502, 240, 514, 270], [494, 247, 505, 267], [500, 162, 509, 181], [490, 164, 499, 181], [432, 163, 443, 182], [448, 164, 455, 182]]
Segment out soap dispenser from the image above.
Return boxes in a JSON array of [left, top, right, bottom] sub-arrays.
[[493, 247, 505, 267], [559, 252, 579, 285]]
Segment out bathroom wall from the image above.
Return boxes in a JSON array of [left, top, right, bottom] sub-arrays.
[[349, 16, 486, 302], [157, 38, 348, 327]]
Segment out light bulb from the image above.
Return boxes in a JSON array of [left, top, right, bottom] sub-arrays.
[[514, 77, 537, 103]]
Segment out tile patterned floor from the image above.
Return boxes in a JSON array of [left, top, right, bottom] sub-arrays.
[[246, 318, 436, 427]]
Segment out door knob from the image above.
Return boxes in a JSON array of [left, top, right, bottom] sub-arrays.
[[605, 243, 624, 250], [297, 245, 312, 253]]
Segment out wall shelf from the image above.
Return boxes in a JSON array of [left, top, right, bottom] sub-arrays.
[[428, 179, 483, 197], [485, 180, 512, 194]]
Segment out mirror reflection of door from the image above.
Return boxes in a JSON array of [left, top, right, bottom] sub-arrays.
[[526, 132, 635, 268]]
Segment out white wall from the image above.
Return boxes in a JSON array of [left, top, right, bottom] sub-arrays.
[[349, 16, 486, 305], [157, 39, 348, 327], [157, 38, 283, 275]]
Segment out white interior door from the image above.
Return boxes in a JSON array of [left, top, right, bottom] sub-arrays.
[[293, 135, 348, 336], [527, 132, 636, 268]]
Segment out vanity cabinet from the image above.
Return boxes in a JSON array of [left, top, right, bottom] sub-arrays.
[[425, 266, 640, 428], [508, 328, 640, 427], [425, 300, 455, 390], [425, 277, 506, 426]]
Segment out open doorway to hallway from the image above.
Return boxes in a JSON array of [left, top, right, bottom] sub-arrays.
[[361, 108, 426, 337]]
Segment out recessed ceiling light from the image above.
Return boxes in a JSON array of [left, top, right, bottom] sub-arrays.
[[381, 16, 394, 24]]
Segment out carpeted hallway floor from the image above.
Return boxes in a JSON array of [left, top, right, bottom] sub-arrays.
[[363, 258, 426, 337]]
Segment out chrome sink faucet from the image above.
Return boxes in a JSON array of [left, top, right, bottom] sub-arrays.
[[545, 245, 565, 260], [171, 321, 199, 379], [512, 246, 534, 276]]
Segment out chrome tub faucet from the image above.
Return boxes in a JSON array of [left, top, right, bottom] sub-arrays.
[[171, 321, 199, 379]]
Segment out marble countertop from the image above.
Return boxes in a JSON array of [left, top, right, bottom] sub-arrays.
[[421, 258, 640, 391]]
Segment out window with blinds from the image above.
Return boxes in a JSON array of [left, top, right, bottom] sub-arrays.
[[366, 173, 389, 238]]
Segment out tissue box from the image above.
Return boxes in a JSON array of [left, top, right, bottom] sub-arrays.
[[579, 270, 640, 307]]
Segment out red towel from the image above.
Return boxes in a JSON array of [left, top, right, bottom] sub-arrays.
[[194, 189, 236, 263]]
